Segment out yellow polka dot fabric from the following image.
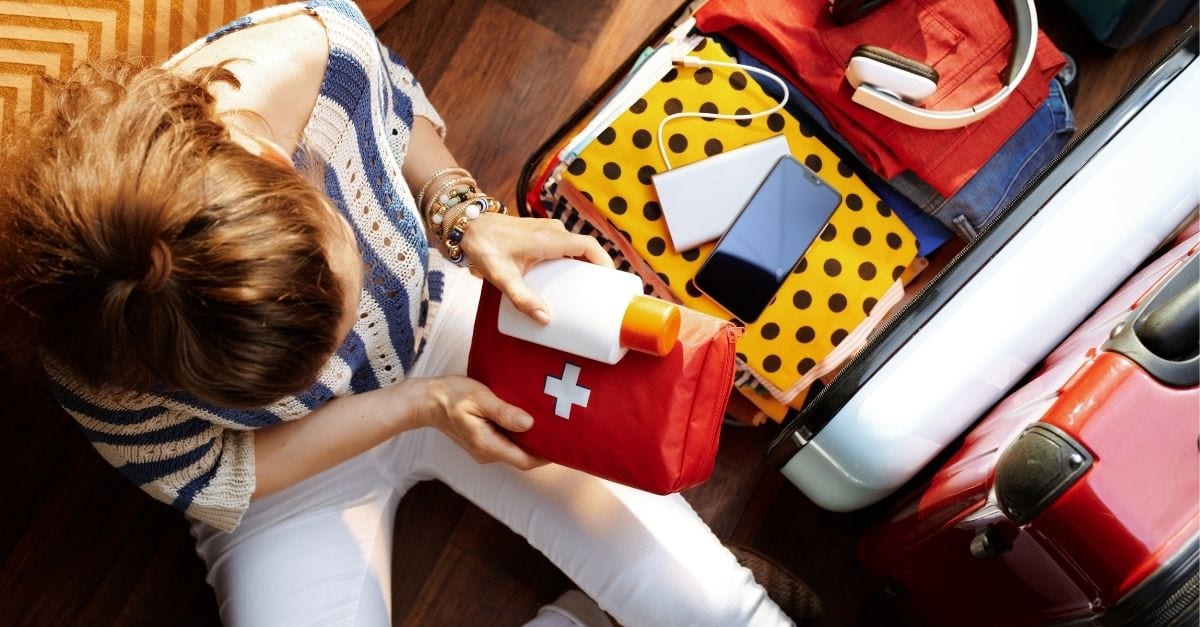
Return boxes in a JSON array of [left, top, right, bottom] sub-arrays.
[[561, 37, 918, 402]]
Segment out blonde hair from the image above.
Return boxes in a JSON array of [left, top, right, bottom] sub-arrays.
[[0, 59, 346, 409]]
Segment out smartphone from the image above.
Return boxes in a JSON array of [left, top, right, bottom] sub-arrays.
[[694, 156, 842, 324]]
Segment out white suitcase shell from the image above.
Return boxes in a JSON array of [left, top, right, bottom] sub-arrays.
[[769, 38, 1200, 512]]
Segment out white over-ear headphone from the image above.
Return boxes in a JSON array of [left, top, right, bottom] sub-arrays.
[[842, 0, 1038, 130]]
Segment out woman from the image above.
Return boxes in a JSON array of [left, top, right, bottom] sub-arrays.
[[0, 1, 810, 625]]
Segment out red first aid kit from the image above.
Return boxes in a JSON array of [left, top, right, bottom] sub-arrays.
[[467, 281, 739, 494]]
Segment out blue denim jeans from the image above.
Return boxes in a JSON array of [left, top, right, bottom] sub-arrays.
[[736, 45, 1076, 246], [891, 77, 1077, 240]]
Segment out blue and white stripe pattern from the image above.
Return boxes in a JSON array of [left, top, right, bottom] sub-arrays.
[[47, 0, 447, 532]]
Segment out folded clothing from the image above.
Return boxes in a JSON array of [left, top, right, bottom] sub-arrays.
[[560, 36, 918, 404], [734, 46, 954, 257], [890, 77, 1076, 239], [734, 46, 1075, 243], [695, 0, 1068, 198]]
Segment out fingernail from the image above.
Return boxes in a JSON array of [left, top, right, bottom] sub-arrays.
[[533, 309, 550, 325], [517, 414, 533, 430]]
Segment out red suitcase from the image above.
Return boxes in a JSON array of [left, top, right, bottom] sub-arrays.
[[857, 227, 1200, 627]]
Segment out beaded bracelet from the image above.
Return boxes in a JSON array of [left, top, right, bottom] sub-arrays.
[[415, 167, 470, 213], [443, 195, 505, 266], [427, 182, 478, 229], [424, 177, 477, 220]]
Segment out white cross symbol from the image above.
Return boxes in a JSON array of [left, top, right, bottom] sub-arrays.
[[544, 362, 591, 420]]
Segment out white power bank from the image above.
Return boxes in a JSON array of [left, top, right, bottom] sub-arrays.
[[651, 135, 791, 252]]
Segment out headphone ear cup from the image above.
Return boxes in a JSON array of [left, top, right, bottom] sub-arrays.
[[846, 44, 939, 103]]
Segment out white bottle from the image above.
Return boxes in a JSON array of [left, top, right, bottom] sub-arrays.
[[497, 258, 681, 364]]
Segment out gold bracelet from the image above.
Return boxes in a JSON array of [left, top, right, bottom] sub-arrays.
[[428, 184, 478, 231], [415, 167, 470, 212], [424, 177, 477, 222]]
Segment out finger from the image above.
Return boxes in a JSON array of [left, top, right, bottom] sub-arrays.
[[476, 428, 543, 471], [490, 264, 550, 324], [579, 237, 615, 268], [541, 232, 615, 268], [473, 386, 535, 432]]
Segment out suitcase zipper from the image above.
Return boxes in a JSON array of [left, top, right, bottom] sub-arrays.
[[689, 328, 738, 488]]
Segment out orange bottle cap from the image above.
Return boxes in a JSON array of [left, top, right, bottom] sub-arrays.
[[620, 295, 681, 357]]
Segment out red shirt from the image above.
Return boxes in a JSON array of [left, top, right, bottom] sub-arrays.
[[695, 0, 1067, 197]]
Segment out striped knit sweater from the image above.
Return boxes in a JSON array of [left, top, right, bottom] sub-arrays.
[[46, 0, 447, 532]]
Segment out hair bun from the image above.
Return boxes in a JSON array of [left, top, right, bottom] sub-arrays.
[[138, 239, 173, 294]]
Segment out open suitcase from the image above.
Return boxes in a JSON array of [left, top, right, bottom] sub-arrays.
[[856, 226, 1199, 626], [517, 6, 1199, 511]]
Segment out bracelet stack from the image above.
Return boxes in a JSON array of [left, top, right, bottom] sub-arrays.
[[416, 168, 508, 266]]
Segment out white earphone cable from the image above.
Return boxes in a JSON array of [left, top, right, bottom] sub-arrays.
[[657, 57, 791, 171]]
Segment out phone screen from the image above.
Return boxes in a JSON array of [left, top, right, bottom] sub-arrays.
[[694, 156, 842, 324]]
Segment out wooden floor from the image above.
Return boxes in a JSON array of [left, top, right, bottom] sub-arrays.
[[0, 1, 1189, 625]]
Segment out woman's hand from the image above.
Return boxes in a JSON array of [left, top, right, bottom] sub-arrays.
[[409, 375, 545, 470], [460, 213, 615, 323]]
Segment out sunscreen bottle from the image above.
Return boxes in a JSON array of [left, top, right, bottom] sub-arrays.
[[497, 258, 680, 364]]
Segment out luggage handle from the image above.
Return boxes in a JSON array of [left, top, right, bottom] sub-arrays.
[[1104, 254, 1200, 387]]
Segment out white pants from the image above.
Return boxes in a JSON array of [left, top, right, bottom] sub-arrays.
[[191, 264, 791, 627]]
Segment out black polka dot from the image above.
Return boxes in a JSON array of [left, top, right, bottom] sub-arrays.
[[704, 138, 724, 156], [647, 237, 667, 256], [664, 98, 683, 115], [735, 351, 747, 362], [793, 257, 809, 274], [793, 290, 812, 309], [804, 154, 823, 173], [632, 129, 653, 149], [726, 71, 748, 90], [661, 68, 678, 83], [699, 102, 719, 121], [762, 355, 782, 373], [858, 261, 877, 280], [846, 194, 863, 211], [852, 227, 872, 246], [637, 165, 657, 185], [837, 161, 853, 178], [799, 123, 814, 138], [694, 38, 708, 51], [863, 297, 878, 315], [630, 98, 648, 114], [681, 248, 701, 262], [795, 326, 815, 343], [619, 229, 632, 242], [668, 134, 688, 153], [597, 127, 616, 145], [643, 201, 661, 221], [735, 107, 753, 127], [824, 259, 842, 277], [886, 233, 903, 250], [603, 162, 621, 180], [567, 158, 587, 176], [685, 279, 703, 297], [609, 196, 627, 215], [581, 191, 593, 202], [828, 293, 848, 312], [657, 272, 670, 286], [891, 265, 907, 282], [760, 323, 780, 340], [831, 329, 848, 346], [767, 113, 786, 132], [819, 224, 837, 241], [877, 201, 893, 218], [694, 67, 714, 84], [797, 358, 816, 375]]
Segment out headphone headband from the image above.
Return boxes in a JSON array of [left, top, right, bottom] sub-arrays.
[[843, 0, 1038, 130]]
